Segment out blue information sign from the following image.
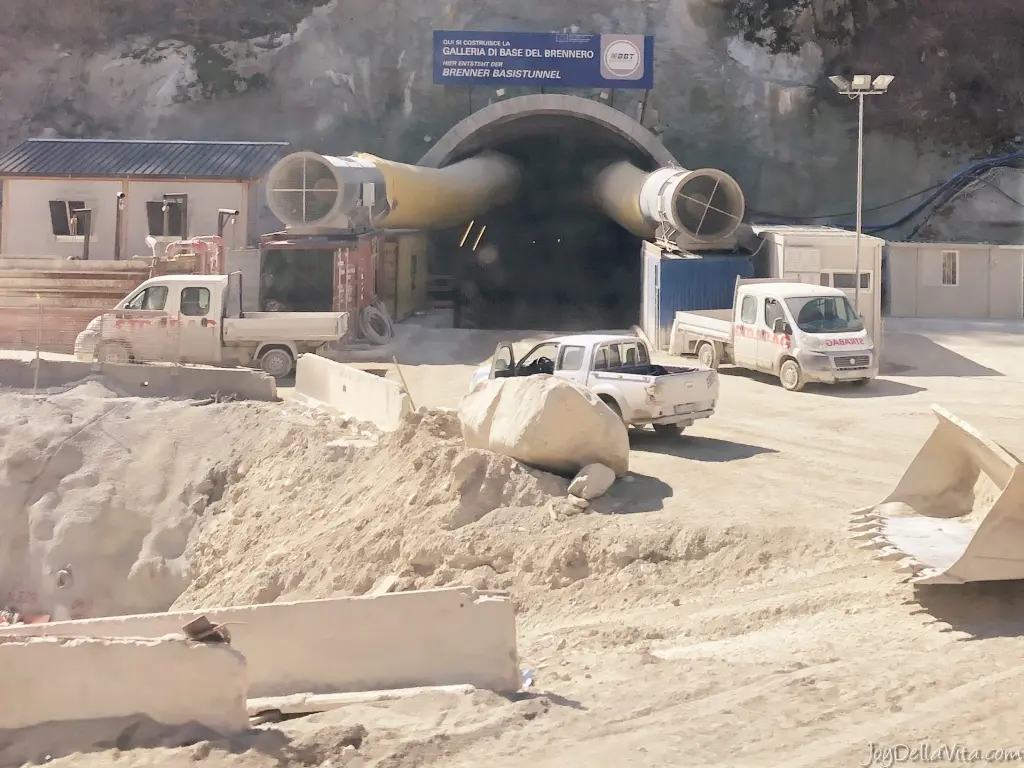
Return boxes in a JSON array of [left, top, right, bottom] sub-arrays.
[[433, 31, 654, 89]]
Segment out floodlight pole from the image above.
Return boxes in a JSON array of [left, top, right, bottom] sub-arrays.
[[854, 91, 864, 313], [829, 75, 893, 314]]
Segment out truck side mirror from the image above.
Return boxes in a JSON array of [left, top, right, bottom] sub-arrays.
[[773, 318, 791, 335]]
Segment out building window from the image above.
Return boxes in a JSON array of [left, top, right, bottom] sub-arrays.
[[832, 271, 871, 290], [146, 201, 184, 237], [941, 250, 959, 286], [48, 200, 90, 238]]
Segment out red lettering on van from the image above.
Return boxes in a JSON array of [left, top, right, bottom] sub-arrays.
[[824, 337, 863, 347]]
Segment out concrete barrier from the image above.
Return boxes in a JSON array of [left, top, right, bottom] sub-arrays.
[[0, 587, 520, 698], [0, 358, 277, 400], [293, 352, 412, 430], [0, 635, 248, 733]]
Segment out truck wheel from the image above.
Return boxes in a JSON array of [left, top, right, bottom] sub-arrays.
[[850, 378, 871, 387], [779, 359, 805, 392], [259, 348, 294, 379], [653, 423, 684, 437], [95, 342, 131, 365], [697, 342, 719, 370]]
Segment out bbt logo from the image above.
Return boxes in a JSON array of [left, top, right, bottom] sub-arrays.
[[600, 35, 645, 80]]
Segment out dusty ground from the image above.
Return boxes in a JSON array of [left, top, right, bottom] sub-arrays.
[[5, 319, 1024, 767]]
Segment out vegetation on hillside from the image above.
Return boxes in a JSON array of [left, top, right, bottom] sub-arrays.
[[729, 0, 1024, 148]]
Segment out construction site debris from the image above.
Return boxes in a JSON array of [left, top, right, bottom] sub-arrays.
[[458, 376, 630, 477], [568, 463, 617, 500], [182, 615, 232, 644]]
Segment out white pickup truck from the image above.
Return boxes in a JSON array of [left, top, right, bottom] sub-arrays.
[[74, 272, 348, 379], [469, 333, 719, 436], [668, 278, 877, 392]]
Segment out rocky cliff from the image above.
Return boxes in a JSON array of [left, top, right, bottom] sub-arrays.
[[1, 0, 1020, 238]]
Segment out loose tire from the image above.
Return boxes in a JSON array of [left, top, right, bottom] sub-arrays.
[[259, 347, 294, 379], [697, 341, 719, 370], [95, 342, 130, 365], [779, 359, 804, 392], [653, 423, 684, 437], [359, 305, 393, 345]]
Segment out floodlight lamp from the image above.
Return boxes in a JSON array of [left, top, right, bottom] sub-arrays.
[[851, 74, 873, 90], [872, 75, 894, 92], [828, 75, 851, 92]]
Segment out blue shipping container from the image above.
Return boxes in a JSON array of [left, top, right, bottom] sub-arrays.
[[642, 252, 754, 350]]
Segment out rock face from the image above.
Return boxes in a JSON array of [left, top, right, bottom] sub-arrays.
[[458, 375, 629, 478], [0, 0, 981, 232]]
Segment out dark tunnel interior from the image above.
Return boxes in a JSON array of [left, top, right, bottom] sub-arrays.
[[430, 117, 656, 331]]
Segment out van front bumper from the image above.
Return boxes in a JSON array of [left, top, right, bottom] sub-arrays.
[[796, 349, 876, 384]]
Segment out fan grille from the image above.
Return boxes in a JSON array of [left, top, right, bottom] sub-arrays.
[[673, 174, 743, 240], [268, 156, 339, 226]]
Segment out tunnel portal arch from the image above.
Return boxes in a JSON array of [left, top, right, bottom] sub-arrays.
[[418, 94, 677, 169]]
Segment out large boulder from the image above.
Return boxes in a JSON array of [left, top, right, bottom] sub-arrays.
[[458, 375, 629, 477]]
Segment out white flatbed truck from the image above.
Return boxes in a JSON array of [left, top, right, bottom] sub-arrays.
[[668, 278, 878, 391], [74, 272, 348, 379]]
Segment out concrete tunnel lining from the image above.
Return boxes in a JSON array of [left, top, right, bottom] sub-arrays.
[[418, 95, 681, 331], [418, 94, 677, 169]]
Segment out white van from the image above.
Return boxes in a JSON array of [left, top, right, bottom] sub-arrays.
[[668, 278, 877, 391]]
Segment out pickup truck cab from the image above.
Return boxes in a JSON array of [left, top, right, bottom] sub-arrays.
[[668, 278, 877, 392], [469, 333, 719, 436], [74, 272, 348, 379]]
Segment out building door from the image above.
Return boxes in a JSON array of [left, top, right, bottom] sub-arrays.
[[642, 251, 659, 348], [988, 248, 1024, 319]]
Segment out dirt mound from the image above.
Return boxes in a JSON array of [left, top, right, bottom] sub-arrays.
[[175, 407, 840, 611], [0, 383, 838, 622], [0, 388, 340, 620]]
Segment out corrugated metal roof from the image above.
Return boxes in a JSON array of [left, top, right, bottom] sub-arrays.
[[0, 139, 290, 180]]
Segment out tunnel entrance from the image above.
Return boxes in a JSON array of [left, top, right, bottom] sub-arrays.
[[421, 96, 674, 332]]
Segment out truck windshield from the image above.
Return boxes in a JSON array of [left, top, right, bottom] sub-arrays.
[[784, 296, 863, 334]]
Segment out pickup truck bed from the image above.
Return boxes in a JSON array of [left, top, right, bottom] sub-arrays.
[[222, 312, 347, 344], [672, 310, 733, 343]]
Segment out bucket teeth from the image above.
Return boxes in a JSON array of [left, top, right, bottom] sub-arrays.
[[856, 536, 891, 551], [849, 528, 882, 541], [851, 510, 878, 523], [849, 521, 882, 533], [874, 547, 907, 561], [894, 558, 923, 574]]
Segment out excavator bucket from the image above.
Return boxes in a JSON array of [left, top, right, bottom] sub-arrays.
[[850, 405, 1024, 585]]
